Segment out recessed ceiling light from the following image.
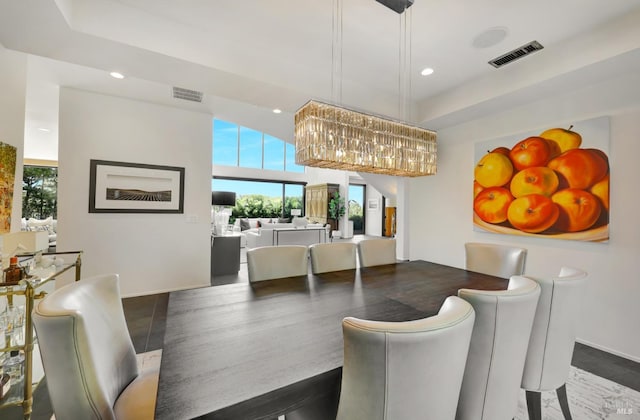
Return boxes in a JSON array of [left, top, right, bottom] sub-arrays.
[[38, 128, 50, 132], [273, 109, 282, 114], [420, 68, 434, 76], [110, 72, 125, 79]]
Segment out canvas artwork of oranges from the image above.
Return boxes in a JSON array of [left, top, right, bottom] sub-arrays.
[[473, 122, 609, 242]]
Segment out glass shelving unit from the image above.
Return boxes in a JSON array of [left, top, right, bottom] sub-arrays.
[[0, 251, 82, 419]]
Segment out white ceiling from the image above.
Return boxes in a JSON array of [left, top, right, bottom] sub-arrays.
[[1, 0, 640, 160]]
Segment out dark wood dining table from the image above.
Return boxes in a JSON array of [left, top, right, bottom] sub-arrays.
[[154, 260, 508, 420]]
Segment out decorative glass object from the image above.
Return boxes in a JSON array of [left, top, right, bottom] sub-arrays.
[[4, 350, 24, 383], [295, 100, 437, 177]]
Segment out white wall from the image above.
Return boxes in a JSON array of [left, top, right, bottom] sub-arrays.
[[409, 68, 640, 361], [365, 186, 383, 237], [0, 46, 26, 235], [58, 88, 212, 296], [0, 46, 26, 314]]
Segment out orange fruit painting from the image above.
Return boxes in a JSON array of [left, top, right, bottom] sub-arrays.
[[472, 117, 609, 242]]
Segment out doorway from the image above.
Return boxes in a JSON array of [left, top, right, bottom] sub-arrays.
[[348, 184, 365, 235]]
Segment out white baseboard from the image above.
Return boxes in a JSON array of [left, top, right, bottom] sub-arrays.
[[121, 282, 207, 298], [576, 338, 640, 363]]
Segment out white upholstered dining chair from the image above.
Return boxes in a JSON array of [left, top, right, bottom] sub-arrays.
[[464, 242, 527, 278], [32, 274, 159, 420], [309, 242, 356, 274], [247, 245, 309, 282], [286, 296, 476, 420], [335, 296, 475, 420], [456, 276, 541, 420], [356, 238, 396, 268], [520, 267, 588, 420]]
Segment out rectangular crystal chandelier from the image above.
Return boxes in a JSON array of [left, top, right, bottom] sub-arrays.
[[295, 100, 437, 177]]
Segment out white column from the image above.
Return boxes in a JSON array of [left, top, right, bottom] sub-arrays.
[[395, 178, 410, 261]]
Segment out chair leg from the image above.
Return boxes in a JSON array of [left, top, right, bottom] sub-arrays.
[[556, 384, 573, 420], [525, 390, 542, 420]]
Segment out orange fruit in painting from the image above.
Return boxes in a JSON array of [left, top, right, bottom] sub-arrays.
[[474, 152, 514, 188], [491, 146, 511, 156], [474, 187, 514, 224], [510, 166, 559, 198], [551, 189, 601, 232], [590, 174, 609, 212], [539, 125, 582, 154], [545, 139, 562, 159], [509, 136, 552, 171], [547, 148, 608, 190], [507, 194, 559, 233], [589, 148, 610, 169], [473, 180, 484, 199]]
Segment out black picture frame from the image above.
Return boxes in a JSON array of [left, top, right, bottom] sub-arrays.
[[89, 159, 185, 213]]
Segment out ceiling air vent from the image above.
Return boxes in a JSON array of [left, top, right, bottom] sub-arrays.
[[488, 40, 544, 68], [172, 87, 204, 103]]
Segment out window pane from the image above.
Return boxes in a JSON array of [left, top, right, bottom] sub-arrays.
[[213, 178, 305, 221], [284, 184, 304, 218], [213, 179, 282, 218], [213, 119, 238, 166], [22, 166, 58, 219], [213, 179, 281, 199], [263, 135, 285, 171], [239, 127, 263, 169], [285, 143, 305, 173]]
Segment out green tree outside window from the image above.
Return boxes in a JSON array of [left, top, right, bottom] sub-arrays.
[[22, 166, 58, 219]]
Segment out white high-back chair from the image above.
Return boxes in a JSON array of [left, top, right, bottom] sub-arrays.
[[356, 238, 396, 268], [309, 242, 357, 274], [456, 276, 541, 420], [247, 245, 309, 282], [335, 296, 475, 420], [520, 267, 588, 420], [464, 242, 527, 278], [33, 274, 159, 420]]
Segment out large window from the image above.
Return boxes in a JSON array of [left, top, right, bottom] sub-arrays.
[[22, 166, 58, 219], [212, 119, 238, 166], [213, 119, 304, 173], [285, 143, 303, 172], [239, 126, 262, 169], [212, 177, 304, 221], [264, 134, 284, 171]]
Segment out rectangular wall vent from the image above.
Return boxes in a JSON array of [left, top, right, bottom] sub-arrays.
[[172, 87, 204, 102], [488, 41, 544, 68]]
